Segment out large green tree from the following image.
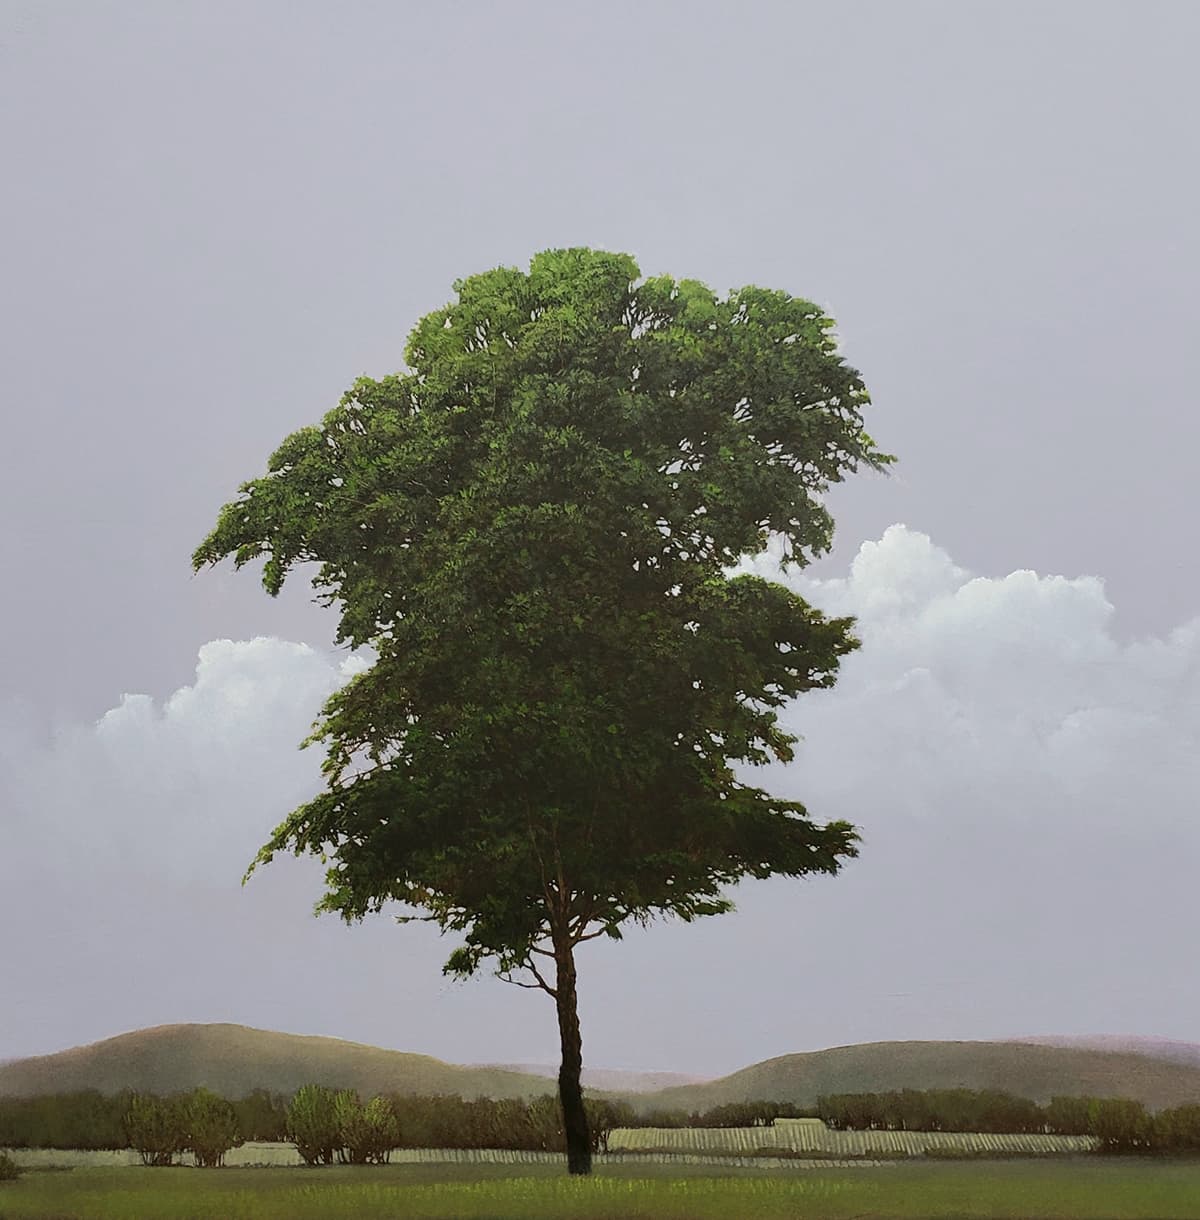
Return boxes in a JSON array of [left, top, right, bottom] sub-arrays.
[[192, 248, 895, 1174]]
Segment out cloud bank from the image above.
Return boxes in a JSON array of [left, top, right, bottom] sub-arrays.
[[5, 525, 1197, 1073]]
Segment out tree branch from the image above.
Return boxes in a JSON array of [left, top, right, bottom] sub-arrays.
[[498, 971, 555, 995], [526, 957, 557, 995]]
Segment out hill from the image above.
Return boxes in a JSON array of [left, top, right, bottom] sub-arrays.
[[0, 1024, 571, 1102], [627, 1040, 1200, 1115], [7, 1028, 1200, 1116], [470, 1063, 711, 1093], [1011, 1035, 1200, 1070]]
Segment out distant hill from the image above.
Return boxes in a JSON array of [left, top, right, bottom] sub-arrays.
[[6, 1027, 1200, 1116], [1011, 1035, 1200, 1070], [471, 1063, 712, 1093], [0, 1025, 570, 1102], [626, 1040, 1200, 1115]]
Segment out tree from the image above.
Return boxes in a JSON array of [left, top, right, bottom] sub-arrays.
[[333, 1090, 402, 1164], [284, 1085, 340, 1166], [181, 1087, 243, 1167], [1091, 1098, 1153, 1153], [192, 247, 895, 1174], [583, 1097, 635, 1153], [123, 1093, 186, 1166], [1045, 1094, 1094, 1136], [1153, 1104, 1200, 1153], [232, 1088, 288, 1142]]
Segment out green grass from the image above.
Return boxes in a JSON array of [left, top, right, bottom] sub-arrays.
[[2, 1159, 1200, 1219]]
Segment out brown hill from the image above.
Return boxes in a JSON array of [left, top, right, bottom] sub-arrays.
[[0, 1024, 565, 1102], [627, 1040, 1200, 1115]]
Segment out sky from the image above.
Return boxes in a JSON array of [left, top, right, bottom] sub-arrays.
[[1, 1, 1197, 1078]]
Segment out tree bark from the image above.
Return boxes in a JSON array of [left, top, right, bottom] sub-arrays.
[[552, 932, 592, 1175]]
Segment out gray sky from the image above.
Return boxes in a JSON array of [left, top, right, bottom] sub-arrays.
[[2, 1, 1197, 1077]]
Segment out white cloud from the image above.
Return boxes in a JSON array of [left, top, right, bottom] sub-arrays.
[[728, 525, 1199, 833], [5, 526, 1199, 1071]]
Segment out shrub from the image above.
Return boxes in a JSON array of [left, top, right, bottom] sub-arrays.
[[584, 1098, 636, 1154], [1045, 1095, 1095, 1136], [0, 1150, 23, 1181], [181, 1088, 243, 1168], [1090, 1098, 1154, 1153], [124, 1094, 187, 1166], [286, 1085, 341, 1166], [359, 1096, 401, 1163], [232, 1089, 288, 1142], [1152, 1105, 1200, 1153], [333, 1091, 401, 1164]]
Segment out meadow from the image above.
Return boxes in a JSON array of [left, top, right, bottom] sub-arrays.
[[2, 1124, 1097, 1169], [4, 1155, 1200, 1219]]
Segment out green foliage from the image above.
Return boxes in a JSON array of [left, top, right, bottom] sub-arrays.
[[1090, 1098, 1154, 1153], [583, 1098, 635, 1153], [686, 1101, 808, 1128], [192, 247, 893, 1175], [181, 1088, 243, 1167], [0, 1090, 131, 1150], [1045, 1095, 1096, 1136], [231, 1089, 289, 1142], [1152, 1105, 1200, 1153], [123, 1093, 187, 1166], [192, 245, 890, 973], [819, 1089, 1047, 1134], [333, 1091, 402, 1164], [0, 1150, 22, 1181], [285, 1084, 341, 1166]]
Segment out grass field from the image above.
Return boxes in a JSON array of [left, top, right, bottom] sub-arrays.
[[2, 1158, 1200, 1219]]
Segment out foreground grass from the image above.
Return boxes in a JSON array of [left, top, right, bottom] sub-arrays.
[[3, 1158, 1200, 1219]]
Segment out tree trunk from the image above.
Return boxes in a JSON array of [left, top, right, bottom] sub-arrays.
[[553, 933, 592, 1175]]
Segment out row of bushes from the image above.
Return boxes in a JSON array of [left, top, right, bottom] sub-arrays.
[[8, 1086, 1200, 1160], [816, 1089, 1200, 1152], [0, 1088, 641, 1166], [0, 1089, 812, 1155], [818, 1089, 1048, 1134]]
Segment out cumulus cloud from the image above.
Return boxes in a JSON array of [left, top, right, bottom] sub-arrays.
[[5, 526, 1199, 1072], [729, 525, 1199, 834]]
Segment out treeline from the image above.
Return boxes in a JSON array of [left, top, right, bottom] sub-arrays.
[[0, 1089, 288, 1151], [9, 1086, 1199, 1159], [0, 1089, 812, 1157], [818, 1089, 1046, 1134], [0, 1088, 635, 1162], [628, 1101, 814, 1128], [817, 1089, 1200, 1153]]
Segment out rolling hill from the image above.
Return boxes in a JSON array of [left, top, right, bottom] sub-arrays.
[[626, 1040, 1200, 1115], [5, 1026, 1200, 1116], [0, 1024, 568, 1102]]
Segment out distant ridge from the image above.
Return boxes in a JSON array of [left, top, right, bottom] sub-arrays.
[[1010, 1035, 1200, 1070], [625, 1040, 1200, 1115], [4, 1027, 1200, 1114]]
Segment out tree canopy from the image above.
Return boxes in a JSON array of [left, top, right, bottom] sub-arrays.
[[191, 247, 895, 1172]]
